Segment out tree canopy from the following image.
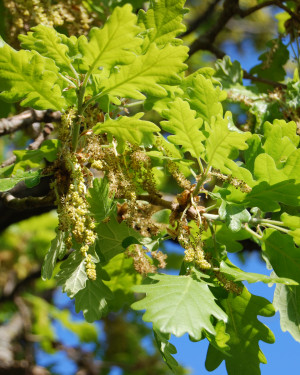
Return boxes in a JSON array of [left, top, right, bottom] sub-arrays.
[[0, 1, 300, 374]]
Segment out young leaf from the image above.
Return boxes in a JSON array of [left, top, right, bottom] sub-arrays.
[[153, 329, 180, 373], [93, 113, 160, 149], [0, 44, 66, 110], [205, 112, 251, 173], [138, 0, 187, 47], [273, 284, 300, 342], [87, 177, 115, 223], [19, 25, 76, 74], [42, 229, 67, 280], [205, 288, 275, 375], [218, 201, 251, 232], [74, 264, 113, 322], [281, 213, 300, 246], [103, 253, 142, 310], [96, 215, 142, 262], [220, 261, 297, 285], [56, 250, 98, 298], [0, 169, 41, 192], [160, 98, 205, 158], [132, 274, 227, 340], [98, 43, 188, 100], [78, 4, 141, 73], [183, 74, 226, 122], [262, 120, 299, 167], [13, 139, 61, 170], [247, 153, 300, 211]]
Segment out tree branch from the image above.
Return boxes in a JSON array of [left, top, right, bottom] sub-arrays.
[[0, 109, 61, 137], [0, 177, 56, 232], [189, 0, 239, 56], [182, 0, 222, 37]]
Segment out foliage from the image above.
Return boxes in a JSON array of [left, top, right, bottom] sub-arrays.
[[0, 1, 300, 374]]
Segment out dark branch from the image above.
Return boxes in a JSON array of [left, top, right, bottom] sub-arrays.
[[182, 0, 222, 37], [243, 70, 287, 88], [189, 0, 239, 57], [0, 109, 61, 137], [0, 176, 56, 232]]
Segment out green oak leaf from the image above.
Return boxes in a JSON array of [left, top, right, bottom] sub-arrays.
[[202, 223, 250, 253], [0, 169, 41, 192], [205, 112, 251, 173], [87, 177, 115, 223], [19, 25, 76, 74], [93, 113, 160, 149], [103, 253, 142, 310], [246, 153, 300, 211], [138, 0, 187, 47], [97, 43, 188, 100], [78, 4, 141, 73], [250, 39, 289, 90], [183, 73, 226, 123], [281, 213, 300, 246], [220, 261, 297, 285], [0, 44, 66, 110], [74, 264, 113, 322], [160, 98, 205, 158], [42, 229, 67, 280], [96, 214, 142, 262], [215, 55, 243, 87], [132, 273, 227, 340], [218, 201, 251, 232], [262, 120, 299, 168], [154, 329, 180, 373], [205, 288, 275, 375], [244, 134, 264, 174], [273, 284, 300, 342], [262, 229, 300, 284], [56, 249, 99, 298], [13, 140, 61, 171]]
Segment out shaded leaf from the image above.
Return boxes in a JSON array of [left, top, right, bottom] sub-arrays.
[[273, 284, 300, 342], [154, 329, 180, 373], [219, 201, 251, 232], [56, 250, 99, 298], [75, 264, 113, 322], [42, 229, 67, 280], [205, 288, 275, 375], [87, 177, 115, 223], [262, 229, 300, 284], [96, 214, 142, 262]]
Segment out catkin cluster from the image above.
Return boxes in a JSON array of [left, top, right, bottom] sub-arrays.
[[3, 0, 100, 46]]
